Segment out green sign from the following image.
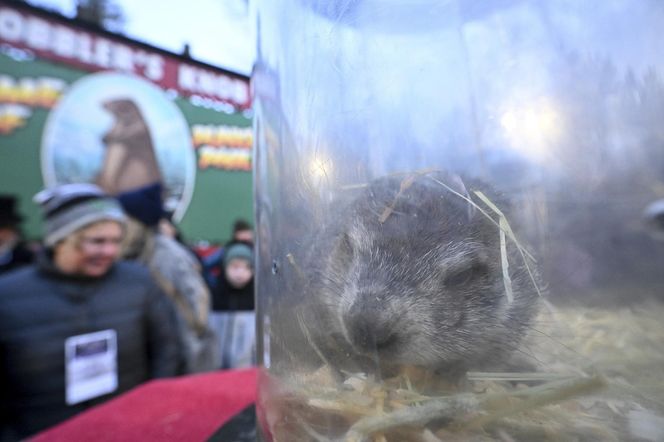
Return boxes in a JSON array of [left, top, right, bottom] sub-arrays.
[[0, 50, 253, 244]]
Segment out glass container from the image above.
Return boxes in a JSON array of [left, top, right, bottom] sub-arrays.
[[252, 1, 664, 440]]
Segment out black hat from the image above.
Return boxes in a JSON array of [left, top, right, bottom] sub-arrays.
[[117, 182, 165, 227], [233, 219, 252, 233], [0, 195, 24, 228]]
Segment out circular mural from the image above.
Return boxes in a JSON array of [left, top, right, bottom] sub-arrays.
[[41, 72, 195, 221]]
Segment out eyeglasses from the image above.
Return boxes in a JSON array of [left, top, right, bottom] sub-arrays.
[[77, 236, 123, 250]]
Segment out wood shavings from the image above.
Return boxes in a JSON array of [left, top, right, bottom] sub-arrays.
[[263, 301, 664, 441]]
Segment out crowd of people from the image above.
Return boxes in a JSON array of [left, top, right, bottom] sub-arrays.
[[0, 183, 256, 441]]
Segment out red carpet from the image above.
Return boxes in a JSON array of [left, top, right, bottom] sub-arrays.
[[30, 368, 257, 442]]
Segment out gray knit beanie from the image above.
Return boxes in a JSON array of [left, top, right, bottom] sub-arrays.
[[223, 243, 254, 268], [34, 183, 126, 247]]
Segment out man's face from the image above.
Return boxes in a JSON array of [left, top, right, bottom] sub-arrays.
[[0, 227, 18, 249], [54, 221, 124, 277], [234, 229, 253, 244]]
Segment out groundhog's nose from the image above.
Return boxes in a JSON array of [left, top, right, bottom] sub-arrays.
[[344, 296, 398, 354]]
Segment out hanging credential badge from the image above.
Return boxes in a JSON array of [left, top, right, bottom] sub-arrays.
[[65, 329, 118, 405]]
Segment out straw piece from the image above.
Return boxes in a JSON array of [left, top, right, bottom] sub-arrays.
[[499, 217, 514, 303], [466, 372, 576, 382], [472, 190, 544, 298], [287, 252, 306, 281], [346, 394, 480, 440], [379, 174, 417, 223], [463, 374, 607, 430]]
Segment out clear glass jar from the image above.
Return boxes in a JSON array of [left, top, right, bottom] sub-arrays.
[[252, 1, 664, 440]]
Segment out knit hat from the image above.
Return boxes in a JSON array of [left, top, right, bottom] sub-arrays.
[[116, 182, 165, 227], [223, 243, 253, 268], [33, 183, 126, 247]]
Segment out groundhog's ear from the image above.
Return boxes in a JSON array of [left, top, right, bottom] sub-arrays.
[[337, 232, 354, 258], [329, 232, 355, 272]]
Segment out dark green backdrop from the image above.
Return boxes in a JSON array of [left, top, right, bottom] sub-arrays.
[[0, 52, 253, 244]]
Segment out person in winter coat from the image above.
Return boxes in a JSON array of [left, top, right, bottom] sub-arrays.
[[0, 183, 180, 441], [209, 241, 255, 369], [0, 195, 34, 275], [201, 219, 254, 291], [117, 183, 218, 374]]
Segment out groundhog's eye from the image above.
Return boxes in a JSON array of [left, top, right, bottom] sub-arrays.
[[444, 262, 488, 288]]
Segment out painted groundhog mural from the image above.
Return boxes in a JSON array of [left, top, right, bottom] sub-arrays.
[[96, 98, 163, 195], [41, 72, 195, 221]]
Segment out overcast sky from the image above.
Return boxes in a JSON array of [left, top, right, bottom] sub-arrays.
[[26, 0, 256, 75]]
